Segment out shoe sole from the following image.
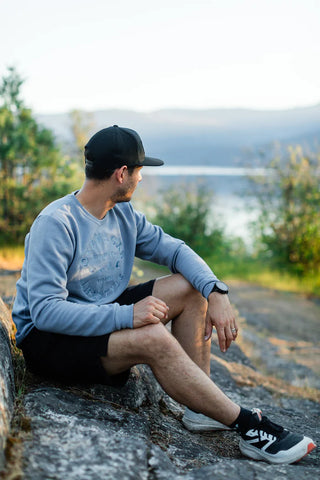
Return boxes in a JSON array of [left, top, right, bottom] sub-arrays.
[[182, 419, 231, 432], [239, 437, 316, 464]]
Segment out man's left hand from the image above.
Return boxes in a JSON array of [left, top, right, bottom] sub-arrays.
[[205, 292, 238, 352]]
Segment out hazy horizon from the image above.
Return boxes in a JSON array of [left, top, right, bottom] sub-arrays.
[[36, 102, 320, 117]]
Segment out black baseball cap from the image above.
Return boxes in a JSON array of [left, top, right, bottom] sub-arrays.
[[84, 125, 164, 172]]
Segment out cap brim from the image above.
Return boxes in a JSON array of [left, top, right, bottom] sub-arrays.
[[142, 156, 164, 166]]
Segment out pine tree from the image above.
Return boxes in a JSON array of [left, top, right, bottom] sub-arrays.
[[0, 67, 81, 244]]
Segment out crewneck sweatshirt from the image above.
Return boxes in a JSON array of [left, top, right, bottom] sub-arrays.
[[12, 193, 218, 345]]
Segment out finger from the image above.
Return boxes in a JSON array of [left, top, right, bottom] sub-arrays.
[[216, 327, 227, 353], [231, 326, 238, 339], [225, 327, 234, 350], [153, 307, 168, 320], [154, 299, 169, 312], [230, 317, 238, 337], [151, 296, 169, 310], [153, 300, 170, 317], [145, 314, 161, 325], [133, 315, 160, 328]]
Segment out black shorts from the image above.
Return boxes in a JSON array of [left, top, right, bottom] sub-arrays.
[[20, 279, 155, 387]]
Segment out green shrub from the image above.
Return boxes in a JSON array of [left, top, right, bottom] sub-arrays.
[[150, 183, 233, 258], [250, 146, 320, 276]]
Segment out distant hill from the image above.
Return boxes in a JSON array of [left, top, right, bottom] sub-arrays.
[[36, 105, 320, 166]]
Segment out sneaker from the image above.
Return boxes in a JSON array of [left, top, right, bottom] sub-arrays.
[[182, 407, 231, 432], [238, 408, 316, 464]]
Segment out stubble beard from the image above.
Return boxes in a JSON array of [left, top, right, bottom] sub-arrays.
[[111, 186, 133, 204]]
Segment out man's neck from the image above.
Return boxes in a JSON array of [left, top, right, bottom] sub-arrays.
[[75, 180, 115, 220]]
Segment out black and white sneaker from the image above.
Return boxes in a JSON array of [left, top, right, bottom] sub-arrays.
[[238, 408, 316, 464]]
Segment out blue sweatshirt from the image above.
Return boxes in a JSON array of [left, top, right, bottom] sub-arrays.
[[12, 193, 218, 345]]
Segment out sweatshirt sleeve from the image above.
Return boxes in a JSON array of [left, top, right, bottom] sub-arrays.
[[26, 215, 133, 336], [134, 210, 218, 298]]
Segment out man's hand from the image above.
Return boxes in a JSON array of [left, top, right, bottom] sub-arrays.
[[205, 292, 238, 353], [133, 296, 169, 329]]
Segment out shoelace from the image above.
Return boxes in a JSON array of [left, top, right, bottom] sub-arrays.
[[237, 408, 286, 439], [259, 416, 285, 437], [250, 408, 284, 436]]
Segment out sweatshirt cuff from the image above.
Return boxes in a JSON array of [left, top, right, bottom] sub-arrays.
[[116, 304, 134, 330], [203, 281, 217, 300]]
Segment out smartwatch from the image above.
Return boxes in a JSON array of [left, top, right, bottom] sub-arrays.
[[211, 281, 229, 294]]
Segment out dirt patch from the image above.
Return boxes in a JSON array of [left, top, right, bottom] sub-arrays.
[[228, 280, 320, 390]]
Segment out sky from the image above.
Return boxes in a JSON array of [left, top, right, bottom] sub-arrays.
[[1, 0, 319, 114]]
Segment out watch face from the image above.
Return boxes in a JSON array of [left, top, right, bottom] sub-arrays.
[[215, 281, 228, 293]]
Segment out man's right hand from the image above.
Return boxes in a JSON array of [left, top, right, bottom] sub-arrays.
[[133, 296, 169, 328]]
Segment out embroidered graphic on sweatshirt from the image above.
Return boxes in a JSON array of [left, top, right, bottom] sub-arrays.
[[79, 230, 125, 301]]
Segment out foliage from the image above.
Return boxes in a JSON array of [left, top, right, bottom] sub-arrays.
[[250, 146, 320, 275], [150, 183, 233, 258], [0, 67, 81, 244], [205, 253, 320, 296]]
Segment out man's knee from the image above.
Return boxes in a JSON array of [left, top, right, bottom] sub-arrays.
[[154, 273, 206, 310], [140, 322, 173, 348], [105, 322, 177, 371], [129, 322, 180, 364], [174, 274, 207, 311], [171, 273, 194, 296]]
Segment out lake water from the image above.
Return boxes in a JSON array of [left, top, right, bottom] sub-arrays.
[[136, 166, 263, 243]]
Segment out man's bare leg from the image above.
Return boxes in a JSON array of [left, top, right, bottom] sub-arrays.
[[100, 322, 240, 426], [152, 274, 211, 376]]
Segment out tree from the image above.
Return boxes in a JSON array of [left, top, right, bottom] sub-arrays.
[[250, 146, 320, 275], [0, 67, 81, 244], [150, 183, 231, 258]]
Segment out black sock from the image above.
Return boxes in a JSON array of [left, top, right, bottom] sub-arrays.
[[229, 407, 253, 429]]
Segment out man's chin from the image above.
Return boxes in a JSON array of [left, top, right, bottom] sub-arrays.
[[116, 195, 132, 204]]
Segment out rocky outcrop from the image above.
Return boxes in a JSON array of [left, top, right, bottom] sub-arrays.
[[0, 298, 15, 470], [19, 345, 319, 479], [1, 289, 319, 479]]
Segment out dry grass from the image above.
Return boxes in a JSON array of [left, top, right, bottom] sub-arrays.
[[212, 353, 320, 403], [0, 247, 24, 271]]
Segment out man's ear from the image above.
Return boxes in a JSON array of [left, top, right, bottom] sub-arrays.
[[114, 165, 127, 184]]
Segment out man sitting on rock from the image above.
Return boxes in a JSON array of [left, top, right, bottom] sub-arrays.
[[12, 125, 316, 465]]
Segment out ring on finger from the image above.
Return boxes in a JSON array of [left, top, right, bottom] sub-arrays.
[[231, 328, 237, 333]]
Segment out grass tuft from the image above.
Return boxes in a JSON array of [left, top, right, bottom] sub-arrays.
[[0, 246, 25, 271], [205, 255, 320, 297]]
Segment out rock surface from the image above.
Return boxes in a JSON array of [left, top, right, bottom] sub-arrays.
[[18, 341, 319, 479], [229, 282, 320, 389], [0, 298, 15, 470], [1, 280, 319, 479]]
